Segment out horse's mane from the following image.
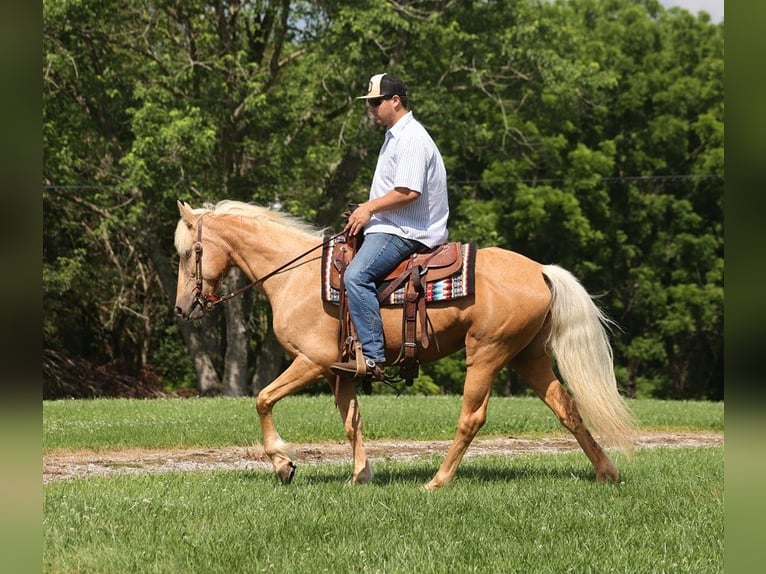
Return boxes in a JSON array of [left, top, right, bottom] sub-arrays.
[[175, 200, 326, 255], [213, 200, 325, 237]]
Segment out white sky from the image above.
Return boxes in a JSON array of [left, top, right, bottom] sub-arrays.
[[659, 0, 724, 22]]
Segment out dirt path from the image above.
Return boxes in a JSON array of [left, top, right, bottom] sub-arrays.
[[43, 431, 722, 483]]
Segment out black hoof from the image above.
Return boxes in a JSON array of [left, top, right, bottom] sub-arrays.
[[286, 461, 297, 484]]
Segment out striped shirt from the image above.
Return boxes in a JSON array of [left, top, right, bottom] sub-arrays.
[[366, 112, 449, 248]]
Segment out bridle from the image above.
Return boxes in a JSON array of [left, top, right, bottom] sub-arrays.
[[189, 216, 345, 314], [190, 219, 222, 313]]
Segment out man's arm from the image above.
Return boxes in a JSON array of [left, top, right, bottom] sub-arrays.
[[345, 187, 420, 235]]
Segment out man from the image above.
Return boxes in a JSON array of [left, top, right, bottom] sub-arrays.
[[331, 73, 449, 380]]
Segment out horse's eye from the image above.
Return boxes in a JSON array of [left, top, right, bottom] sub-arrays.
[[184, 249, 192, 259]]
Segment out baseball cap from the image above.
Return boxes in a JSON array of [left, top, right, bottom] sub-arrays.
[[357, 73, 408, 99]]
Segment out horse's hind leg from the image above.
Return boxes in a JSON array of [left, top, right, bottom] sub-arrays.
[[511, 349, 620, 482], [425, 359, 502, 491], [333, 378, 373, 484]]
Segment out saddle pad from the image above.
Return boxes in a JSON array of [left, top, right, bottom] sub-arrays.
[[321, 237, 476, 306]]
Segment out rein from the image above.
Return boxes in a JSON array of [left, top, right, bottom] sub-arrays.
[[191, 217, 345, 313]]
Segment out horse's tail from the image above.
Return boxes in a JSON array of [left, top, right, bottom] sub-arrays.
[[542, 264, 636, 454]]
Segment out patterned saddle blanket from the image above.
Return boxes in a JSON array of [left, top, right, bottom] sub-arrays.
[[321, 237, 477, 306]]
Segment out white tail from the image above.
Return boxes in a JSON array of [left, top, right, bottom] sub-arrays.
[[542, 264, 636, 454]]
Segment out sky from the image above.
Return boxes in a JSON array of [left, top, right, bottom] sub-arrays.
[[659, 0, 724, 22]]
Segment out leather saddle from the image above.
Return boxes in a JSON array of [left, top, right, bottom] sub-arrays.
[[329, 241, 463, 294], [329, 236, 465, 386]]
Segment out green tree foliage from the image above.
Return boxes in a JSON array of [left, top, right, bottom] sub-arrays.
[[43, 0, 722, 400]]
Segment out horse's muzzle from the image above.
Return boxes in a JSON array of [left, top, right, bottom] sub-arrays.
[[175, 300, 205, 321]]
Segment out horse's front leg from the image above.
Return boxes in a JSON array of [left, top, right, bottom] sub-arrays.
[[256, 354, 324, 484], [332, 377, 373, 484]]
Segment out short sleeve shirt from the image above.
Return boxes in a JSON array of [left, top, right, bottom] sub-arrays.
[[366, 112, 449, 248]]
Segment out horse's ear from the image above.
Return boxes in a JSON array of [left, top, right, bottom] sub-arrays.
[[177, 200, 197, 227]]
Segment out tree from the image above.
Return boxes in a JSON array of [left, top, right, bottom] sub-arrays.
[[43, 0, 723, 400]]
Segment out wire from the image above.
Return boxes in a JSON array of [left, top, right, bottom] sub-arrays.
[[44, 173, 723, 192], [453, 174, 723, 186]]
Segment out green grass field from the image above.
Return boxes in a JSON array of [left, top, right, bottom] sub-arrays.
[[43, 395, 723, 450], [43, 396, 723, 573]]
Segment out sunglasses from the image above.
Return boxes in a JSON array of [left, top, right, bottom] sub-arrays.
[[367, 95, 394, 108]]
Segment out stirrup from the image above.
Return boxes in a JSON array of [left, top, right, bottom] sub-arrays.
[[331, 358, 386, 381]]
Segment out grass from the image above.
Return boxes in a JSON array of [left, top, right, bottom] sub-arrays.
[[44, 449, 723, 573], [43, 395, 724, 451], [43, 396, 724, 573]]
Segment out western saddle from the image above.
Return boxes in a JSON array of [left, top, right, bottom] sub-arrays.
[[329, 231, 464, 387]]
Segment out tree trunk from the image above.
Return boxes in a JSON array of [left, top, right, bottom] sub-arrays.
[[250, 328, 285, 394], [221, 268, 251, 396], [186, 327, 223, 395], [316, 148, 366, 227]]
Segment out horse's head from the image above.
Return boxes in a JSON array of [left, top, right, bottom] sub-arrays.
[[174, 200, 230, 320]]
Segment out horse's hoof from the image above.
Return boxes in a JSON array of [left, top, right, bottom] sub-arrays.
[[595, 466, 620, 483], [348, 461, 374, 485], [277, 461, 297, 485]]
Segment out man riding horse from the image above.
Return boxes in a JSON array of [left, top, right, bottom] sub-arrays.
[[331, 73, 450, 382]]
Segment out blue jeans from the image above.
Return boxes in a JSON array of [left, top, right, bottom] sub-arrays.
[[344, 233, 424, 364]]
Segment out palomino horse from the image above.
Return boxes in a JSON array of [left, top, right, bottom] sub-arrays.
[[173, 200, 635, 489]]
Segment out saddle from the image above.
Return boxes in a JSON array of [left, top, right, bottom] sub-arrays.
[[329, 240, 464, 295], [327, 234, 475, 386]]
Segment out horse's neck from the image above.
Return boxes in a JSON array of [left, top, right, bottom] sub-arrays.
[[220, 216, 321, 301]]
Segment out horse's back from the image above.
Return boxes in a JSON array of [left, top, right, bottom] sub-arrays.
[[406, 245, 551, 325], [474, 246, 551, 310]]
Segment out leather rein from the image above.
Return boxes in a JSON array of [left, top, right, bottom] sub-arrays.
[[191, 216, 345, 314]]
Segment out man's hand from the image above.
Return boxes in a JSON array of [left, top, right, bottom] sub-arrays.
[[345, 203, 373, 236], [344, 187, 420, 235]]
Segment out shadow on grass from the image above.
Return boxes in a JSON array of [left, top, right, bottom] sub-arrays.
[[370, 462, 596, 485], [238, 458, 600, 487]]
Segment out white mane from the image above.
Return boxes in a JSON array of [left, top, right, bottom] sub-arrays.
[[213, 200, 325, 238], [174, 200, 326, 256]]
